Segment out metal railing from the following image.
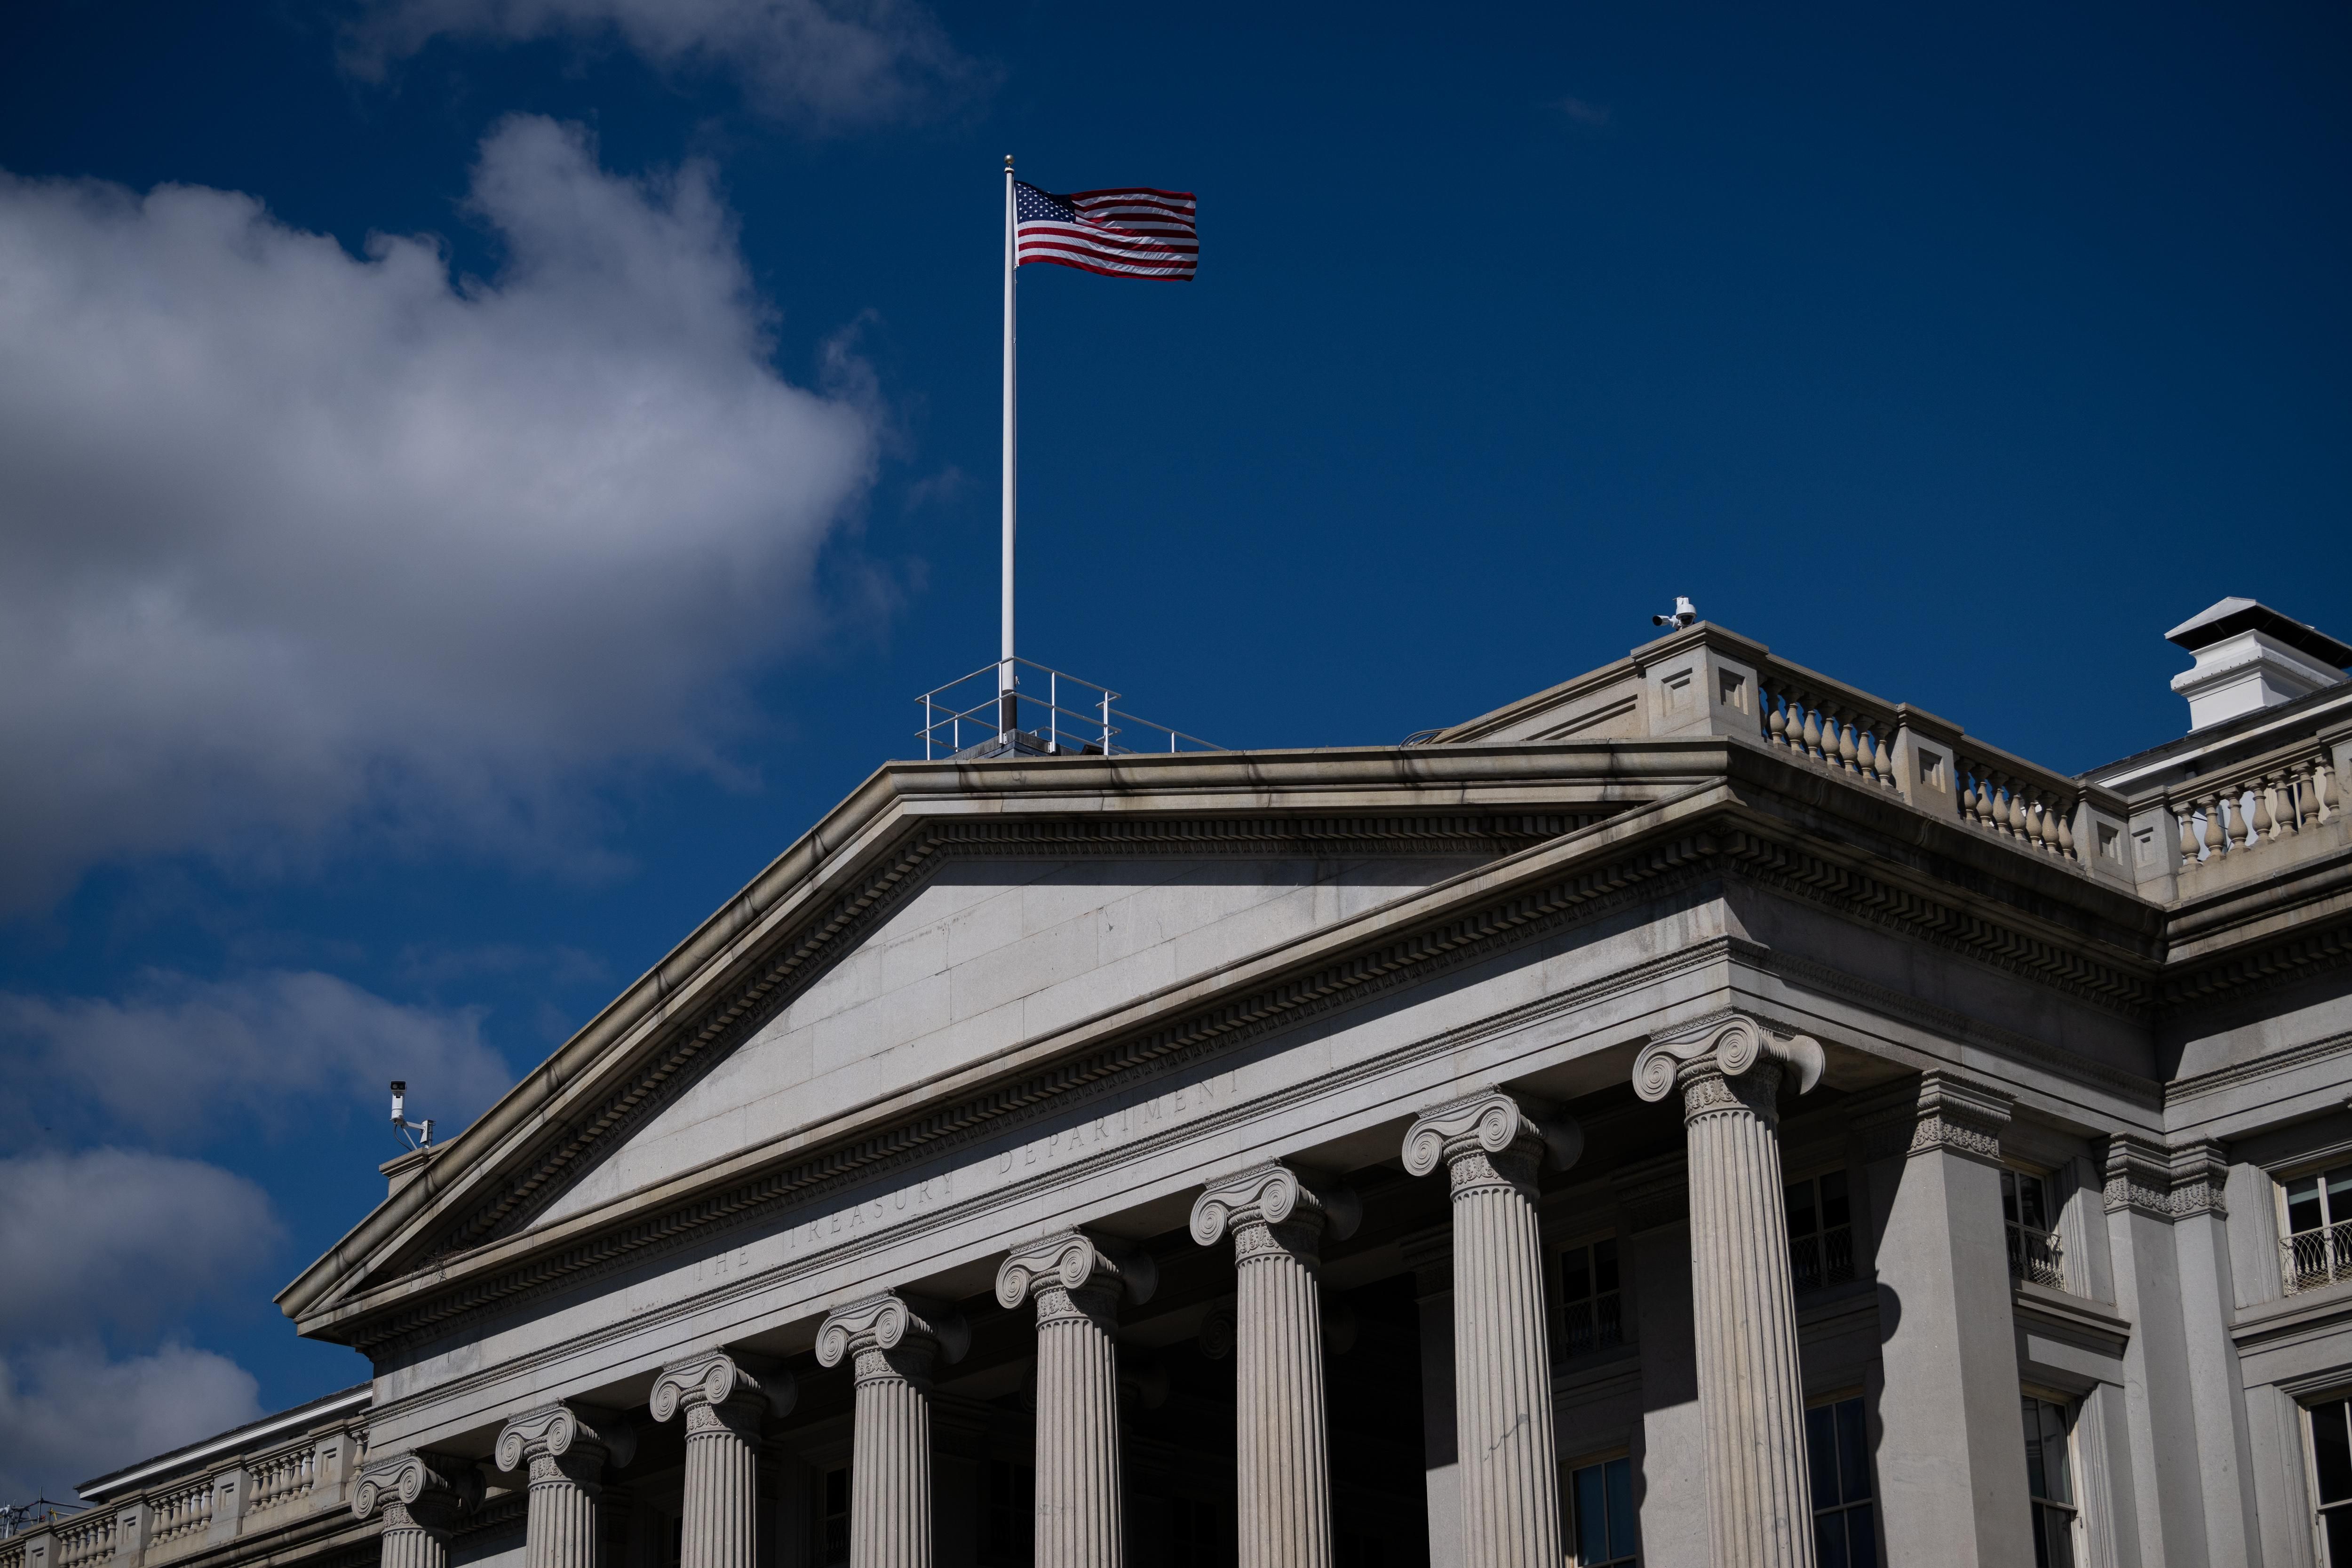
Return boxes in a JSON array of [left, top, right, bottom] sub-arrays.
[[916, 658, 1220, 760], [2008, 1223, 2066, 1289], [1790, 1224, 1856, 1293], [2283, 1221, 2352, 1297]]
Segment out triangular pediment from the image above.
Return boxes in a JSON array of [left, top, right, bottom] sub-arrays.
[[279, 778, 1631, 1339], [512, 844, 1499, 1236]]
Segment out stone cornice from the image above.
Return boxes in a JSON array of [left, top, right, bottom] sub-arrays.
[[284, 740, 2347, 1355]]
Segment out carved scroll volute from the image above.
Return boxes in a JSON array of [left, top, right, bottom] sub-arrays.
[[353, 1452, 480, 1528], [1399, 1088, 1583, 1179], [1189, 1162, 1362, 1247], [1630, 1014, 1825, 1106], [649, 1350, 797, 1425], [493, 1403, 636, 1478], [993, 1229, 1159, 1310], [812, 1293, 971, 1369]]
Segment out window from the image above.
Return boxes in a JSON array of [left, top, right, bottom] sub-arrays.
[[2307, 1398, 2352, 1562], [819, 1466, 851, 1568], [1558, 1238, 1624, 1357], [2021, 1396, 2081, 1568], [983, 1461, 1034, 1568], [2282, 1166, 2352, 1295], [1567, 1457, 1637, 1566], [2003, 1170, 2065, 1289], [1805, 1397, 1876, 1568], [1786, 1173, 1855, 1292]]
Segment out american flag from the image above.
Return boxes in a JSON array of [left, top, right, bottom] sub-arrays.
[[1015, 182, 1197, 280]]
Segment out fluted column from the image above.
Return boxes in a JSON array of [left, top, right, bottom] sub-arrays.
[[1401, 1089, 1580, 1568], [1191, 1162, 1361, 1568], [497, 1404, 636, 1568], [1632, 1014, 1825, 1568], [652, 1352, 796, 1568], [996, 1231, 1156, 1568], [815, 1294, 968, 1568], [354, 1453, 479, 1568]]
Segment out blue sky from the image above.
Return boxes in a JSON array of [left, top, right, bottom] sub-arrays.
[[0, 0, 2346, 1499]]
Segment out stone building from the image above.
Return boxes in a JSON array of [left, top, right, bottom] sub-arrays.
[[18, 600, 2352, 1568]]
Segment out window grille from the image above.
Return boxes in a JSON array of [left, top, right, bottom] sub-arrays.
[[1558, 1238, 1624, 1357], [2307, 1397, 2352, 1563], [2003, 1170, 2065, 1289], [2282, 1167, 2352, 1296], [1568, 1456, 1637, 1566], [1786, 1172, 1855, 1292], [820, 1467, 851, 1568], [1805, 1396, 1878, 1568], [2022, 1395, 2082, 1568]]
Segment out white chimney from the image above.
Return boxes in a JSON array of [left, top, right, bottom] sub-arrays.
[[2166, 597, 2351, 731]]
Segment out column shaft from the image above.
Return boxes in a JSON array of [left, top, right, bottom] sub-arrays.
[[816, 1295, 961, 1568], [998, 1233, 1151, 1568], [525, 1464, 602, 1568], [652, 1353, 788, 1568], [1035, 1286, 1123, 1568], [379, 1506, 449, 1568], [1402, 1091, 1576, 1568], [1193, 1163, 1342, 1568], [850, 1355, 934, 1568], [1683, 1067, 1813, 1568]]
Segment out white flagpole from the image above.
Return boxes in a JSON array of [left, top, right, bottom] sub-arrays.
[[999, 154, 1017, 739]]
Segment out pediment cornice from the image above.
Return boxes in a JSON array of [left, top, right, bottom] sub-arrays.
[[279, 737, 2345, 1353]]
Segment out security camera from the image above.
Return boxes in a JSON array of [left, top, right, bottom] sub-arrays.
[[1652, 596, 1699, 630]]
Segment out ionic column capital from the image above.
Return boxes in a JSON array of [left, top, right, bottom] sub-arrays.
[[815, 1293, 969, 1385], [651, 1350, 796, 1440], [1401, 1087, 1581, 1197], [1633, 1013, 1824, 1125], [495, 1403, 635, 1487], [353, 1452, 480, 1533], [1190, 1161, 1361, 1266], [996, 1230, 1157, 1329]]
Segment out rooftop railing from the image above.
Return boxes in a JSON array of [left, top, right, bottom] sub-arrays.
[[2168, 735, 2340, 881], [916, 658, 1220, 760]]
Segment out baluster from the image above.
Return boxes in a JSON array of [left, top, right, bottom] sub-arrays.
[[2201, 793, 2226, 858], [2291, 761, 2317, 830], [1834, 710, 1859, 775], [2178, 804, 2197, 866], [1764, 687, 1788, 748], [1799, 696, 1823, 761], [1871, 727, 1896, 789], [2026, 794, 2050, 854], [1992, 776, 2017, 838], [2264, 773, 2291, 841], [1965, 769, 1990, 830], [1855, 727, 1876, 783], [2320, 757, 2340, 822], [2055, 801, 2076, 860]]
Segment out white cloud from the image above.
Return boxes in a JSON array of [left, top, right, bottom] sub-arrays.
[[0, 114, 878, 909], [0, 1152, 281, 1339], [0, 1341, 264, 1502], [343, 0, 991, 128], [0, 971, 517, 1143]]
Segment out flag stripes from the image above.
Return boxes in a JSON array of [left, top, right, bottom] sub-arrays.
[[1015, 182, 1198, 280]]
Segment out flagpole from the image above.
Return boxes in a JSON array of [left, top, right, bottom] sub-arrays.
[[999, 153, 1017, 740]]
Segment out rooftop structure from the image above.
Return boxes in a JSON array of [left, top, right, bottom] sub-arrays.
[[19, 597, 2352, 1568]]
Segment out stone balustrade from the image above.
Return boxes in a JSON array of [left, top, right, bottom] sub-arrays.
[[1954, 744, 2085, 862], [1757, 668, 1902, 792], [57, 1388, 371, 1568], [2169, 735, 2341, 876]]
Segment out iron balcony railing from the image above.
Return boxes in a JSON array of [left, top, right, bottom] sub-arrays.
[[1790, 1223, 1856, 1293], [2007, 1223, 2066, 1289], [916, 658, 1220, 760], [2283, 1221, 2352, 1297]]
